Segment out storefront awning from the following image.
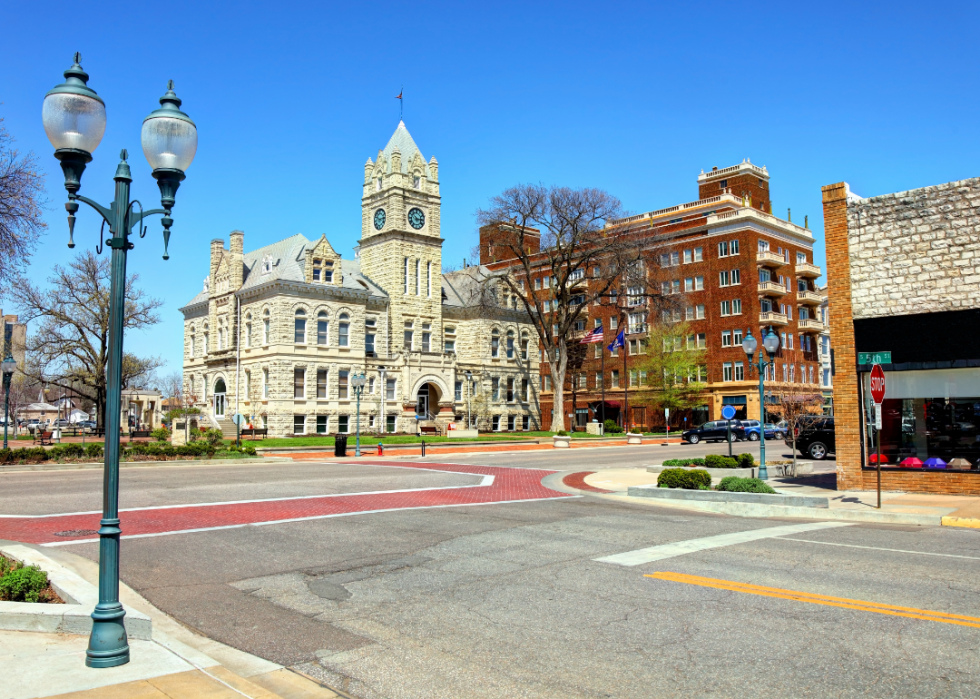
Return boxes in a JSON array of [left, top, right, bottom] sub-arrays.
[[590, 400, 621, 408]]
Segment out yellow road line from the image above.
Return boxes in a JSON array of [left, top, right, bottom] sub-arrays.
[[646, 572, 980, 629]]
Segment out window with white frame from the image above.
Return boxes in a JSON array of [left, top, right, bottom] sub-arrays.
[[627, 286, 644, 305], [444, 326, 456, 352], [492, 415, 501, 431], [723, 362, 733, 381], [365, 317, 375, 354], [317, 369, 327, 399], [697, 333, 706, 348], [338, 313, 349, 347], [338, 370, 349, 399], [718, 241, 730, 257], [316, 312, 328, 345], [404, 321, 414, 350], [521, 331, 529, 360], [262, 310, 270, 345], [722, 330, 732, 347], [421, 323, 431, 352], [735, 361, 744, 380], [732, 299, 742, 314], [293, 415, 306, 434], [719, 271, 730, 286], [491, 329, 500, 357], [694, 247, 703, 262], [386, 378, 396, 400], [317, 415, 328, 433], [262, 368, 269, 398], [734, 329, 743, 346], [721, 300, 731, 316], [696, 304, 705, 319], [507, 415, 516, 431], [730, 240, 740, 255], [683, 249, 692, 264]]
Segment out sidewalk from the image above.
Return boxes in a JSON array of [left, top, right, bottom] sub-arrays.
[[1, 542, 348, 699], [565, 468, 980, 528]]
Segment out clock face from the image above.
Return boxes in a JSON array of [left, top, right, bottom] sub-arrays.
[[373, 208, 386, 230], [408, 207, 425, 230]]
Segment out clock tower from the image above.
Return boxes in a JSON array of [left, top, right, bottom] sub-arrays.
[[359, 121, 443, 355]]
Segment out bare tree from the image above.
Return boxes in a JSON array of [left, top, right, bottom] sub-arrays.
[[11, 250, 163, 428], [477, 184, 655, 432], [766, 389, 823, 475], [0, 117, 47, 296]]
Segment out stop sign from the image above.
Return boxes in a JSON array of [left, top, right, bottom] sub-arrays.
[[870, 364, 886, 404]]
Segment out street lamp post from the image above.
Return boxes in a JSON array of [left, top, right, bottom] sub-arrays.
[[351, 374, 367, 456], [2, 354, 15, 449], [378, 366, 386, 435], [464, 370, 472, 429], [42, 53, 197, 669], [741, 327, 781, 480]]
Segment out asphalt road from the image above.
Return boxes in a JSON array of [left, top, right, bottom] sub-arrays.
[[5, 450, 977, 699]]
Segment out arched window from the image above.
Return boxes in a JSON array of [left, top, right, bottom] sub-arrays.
[[413, 171, 421, 189], [294, 309, 307, 344], [317, 311, 328, 345], [521, 331, 529, 360], [338, 313, 350, 347], [491, 329, 500, 358], [244, 314, 252, 348], [189, 325, 196, 358], [203, 322, 209, 356], [262, 309, 270, 345], [506, 330, 515, 359]]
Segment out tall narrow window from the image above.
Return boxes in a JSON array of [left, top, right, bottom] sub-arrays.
[[421, 323, 431, 352], [506, 330, 515, 359], [294, 310, 306, 344], [506, 378, 515, 402], [338, 313, 349, 347], [312, 259, 321, 281], [521, 331, 529, 360], [415, 259, 421, 295], [492, 377, 500, 400], [317, 312, 328, 345], [404, 321, 414, 350], [491, 329, 500, 358], [244, 316, 252, 348], [338, 370, 349, 399], [404, 257, 409, 294], [317, 369, 327, 398], [365, 318, 376, 355], [262, 368, 269, 398], [189, 328, 195, 358], [386, 378, 396, 400], [427, 261, 432, 297], [444, 327, 456, 352], [262, 310, 270, 345], [294, 368, 305, 399]]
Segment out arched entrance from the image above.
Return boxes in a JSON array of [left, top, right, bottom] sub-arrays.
[[213, 378, 227, 418], [415, 382, 441, 418]]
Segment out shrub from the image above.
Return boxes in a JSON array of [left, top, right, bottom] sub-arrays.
[[737, 453, 755, 469], [604, 419, 623, 434], [189, 427, 202, 442], [201, 428, 224, 447], [704, 454, 738, 469], [151, 427, 171, 443], [61, 443, 85, 458], [0, 562, 50, 603], [663, 458, 705, 467], [657, 468, 712, 489], [556, 430, 568, 437], [717, 477, 776, 494], [0, 448, 10, 464], [85, 443, 104, 459]]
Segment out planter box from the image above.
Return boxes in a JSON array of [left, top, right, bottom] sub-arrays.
[[647, 464, 759, 479], [627, 433, 643, 445], [553, 435, 571, 448], [0, 545, 152, 638], [627, 485, 829, 508]]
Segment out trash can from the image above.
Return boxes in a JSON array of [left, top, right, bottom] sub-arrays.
[[334, 433, 348, 457]]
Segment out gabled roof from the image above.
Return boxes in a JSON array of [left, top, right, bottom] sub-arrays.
[[441, 266, 491, 308], [382, 121, 429, 176]]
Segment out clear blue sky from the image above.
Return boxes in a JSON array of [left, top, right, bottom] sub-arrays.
[[3, 0, 977, 378]]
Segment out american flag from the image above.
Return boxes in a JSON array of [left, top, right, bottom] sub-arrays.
[[580, 325, 604, 344]]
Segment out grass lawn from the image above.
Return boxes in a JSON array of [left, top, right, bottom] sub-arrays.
[[232, 429, 668, 448]]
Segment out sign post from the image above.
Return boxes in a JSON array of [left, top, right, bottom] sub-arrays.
[[664, 408, 670, 444], [232, 413, 244, 449], [870, 364, 886, 508], [721, 405, 737, 457]]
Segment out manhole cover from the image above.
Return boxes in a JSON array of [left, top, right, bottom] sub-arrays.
[[53, 529, 98, 537]]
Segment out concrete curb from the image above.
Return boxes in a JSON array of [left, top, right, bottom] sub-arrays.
[[0, 544, 152, 639], [0, 456, 293, 473], [942, 516, 980, 529], [627, 485, 830, 508]]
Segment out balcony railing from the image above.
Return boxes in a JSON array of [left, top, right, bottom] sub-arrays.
[[758, 281, 787, 297], [795, 262, 822, 278], [798, 318, 826, 332], [756, 250, 789, 267], [759, 311, 789, 326], [797, 290, 823, 305]]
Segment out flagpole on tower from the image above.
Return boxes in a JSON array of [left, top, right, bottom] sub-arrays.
[[396, 86, 403, 120]]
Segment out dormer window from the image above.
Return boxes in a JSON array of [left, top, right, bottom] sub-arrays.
[[261, 254, 272, 274], [312, 259, 321, 281], [323, 261, 334, 283], [413, 174, 421, 189], [376, 176, 383, 191]]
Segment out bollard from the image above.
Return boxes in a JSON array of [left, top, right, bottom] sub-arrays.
[[421, 439, 426, 457]]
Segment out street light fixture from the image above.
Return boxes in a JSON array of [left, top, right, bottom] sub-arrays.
[[464, 370, 473, 430], [741, 326, 781, 480], [2, 353, 16, 450], [42, 53, 197, 669], [351, 374, 367, 456]]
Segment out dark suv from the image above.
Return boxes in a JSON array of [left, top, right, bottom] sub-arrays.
[[682, 420, 746, 444], [786, 416, 836, 460]]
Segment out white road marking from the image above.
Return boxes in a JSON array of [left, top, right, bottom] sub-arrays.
[[779, 537, 980, 561], [42, 495, 582, 547], [594, 522, 855, 567]]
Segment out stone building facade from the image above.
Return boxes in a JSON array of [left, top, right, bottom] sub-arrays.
[[180, 122, 539, 437], [823, 176, 980, 494]]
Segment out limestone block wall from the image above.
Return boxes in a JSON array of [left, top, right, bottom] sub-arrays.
[[846, 177, 980, 319]]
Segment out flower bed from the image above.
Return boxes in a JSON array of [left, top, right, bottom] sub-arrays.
[[0, 441, 257, 465], [0, 554, 62, 604]]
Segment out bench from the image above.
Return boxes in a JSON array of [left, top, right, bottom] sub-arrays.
[[241, 428, 268, 440], [419, 425, 440, 437], [35, 431, 54, 446], [130, 430, 152, 441]]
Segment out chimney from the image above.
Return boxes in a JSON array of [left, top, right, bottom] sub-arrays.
[[210, 238, 225, 276], [229, 230, 244, 255]]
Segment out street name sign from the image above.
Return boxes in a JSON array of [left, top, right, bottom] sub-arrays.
[[859, 351, 892, 365], [870, 365, 886, 404]]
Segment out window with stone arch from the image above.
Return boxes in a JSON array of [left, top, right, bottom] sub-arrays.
[[244, 313, 252, 348], [189, 325, 196, 358], [294, 309, 307, 344], [506, 330, 515, 359], [521, 331, 529, 361], [338, 313, 350, 347], [262, 309, 270, 345], [413, 170, 421, 189], [491, 328, 500, 358], [317, 311, 329, 345], [203, 321, 209, 356]]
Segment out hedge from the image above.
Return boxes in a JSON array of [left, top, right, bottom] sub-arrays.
[[663, 458, 706, 467], [0, 440, 255, 464], [657, 468, 712, 490], [717, 477, 776, 494]]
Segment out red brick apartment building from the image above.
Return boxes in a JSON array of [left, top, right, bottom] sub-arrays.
[[484, 161, 825, 431]]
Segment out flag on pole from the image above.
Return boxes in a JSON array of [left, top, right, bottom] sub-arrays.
[[580, 325, 604, 344], [395, 89, 403, 100], [607, 329, 626, 352]]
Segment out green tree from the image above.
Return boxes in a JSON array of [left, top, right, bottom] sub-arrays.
[[637, 321, 708, 428]]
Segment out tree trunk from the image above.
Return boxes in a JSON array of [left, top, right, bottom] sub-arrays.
[[548, 342, 569, 432], [791, 432, 798, 477]]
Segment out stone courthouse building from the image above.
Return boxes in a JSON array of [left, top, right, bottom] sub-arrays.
[[824, 176, 980, 495], [180, 122, 539, 437]]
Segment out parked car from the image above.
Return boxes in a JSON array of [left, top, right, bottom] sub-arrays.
[[683, 420, 746, 444], [740, 420, 783, 441], [786, 416, 836, 460], [53, 418, 73, 428], [78, 420, 98, 431]]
